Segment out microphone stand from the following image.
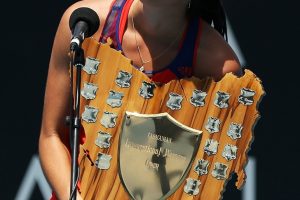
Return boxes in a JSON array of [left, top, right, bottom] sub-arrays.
[[67, 46, 85, 200]]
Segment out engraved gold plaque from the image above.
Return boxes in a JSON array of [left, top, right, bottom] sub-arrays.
[[118, 112, 202, 200]]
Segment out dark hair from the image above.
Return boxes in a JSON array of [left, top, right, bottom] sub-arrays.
[[188, 0, 227, 41]]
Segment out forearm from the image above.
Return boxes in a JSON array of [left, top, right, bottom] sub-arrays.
[[39, 133, 72, 200]]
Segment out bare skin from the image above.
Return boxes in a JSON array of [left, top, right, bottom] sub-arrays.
[[122, 0, 242, 79], [39, 0, 241, 199]]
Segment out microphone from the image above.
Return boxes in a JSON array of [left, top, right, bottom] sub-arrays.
[[69, 7, 100, 51]]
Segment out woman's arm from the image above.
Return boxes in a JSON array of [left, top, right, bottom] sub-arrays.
[[39, 0, 112, 198], [194, 20, 242, 81], [39, 4, 76, 199], [39, 1, 98, 199]]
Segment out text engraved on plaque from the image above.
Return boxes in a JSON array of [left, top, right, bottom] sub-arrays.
[[124, 134, 187, 162], [118, 112, 202, 200]]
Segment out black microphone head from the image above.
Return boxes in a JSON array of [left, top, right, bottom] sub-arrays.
[[69, 7, 100, 37]]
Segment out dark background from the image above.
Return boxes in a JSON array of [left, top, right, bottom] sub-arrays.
[[1, 0, 299, 199]]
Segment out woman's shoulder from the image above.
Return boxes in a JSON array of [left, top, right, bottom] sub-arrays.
[[194, 19, 242, 81]]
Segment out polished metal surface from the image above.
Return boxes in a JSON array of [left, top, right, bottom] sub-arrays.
[[95, 131, 112, 149], [190, 89, 207, 107], [204, 139, 219, 156], [205, 117, 221, 134], [83, 57, 100, 75], [81, 106, 99, 123], [95, 152, 112, 170], [118, 112, 202, 200], [211, 162, 228, 180], [100, 111, 118, 128], [184, 178, 201, 196], [227, 122, 243, 140], [116, 70, 132, 88], [166, 93, 183, 110], [107, 90, 124, 108], [139, 81, 156, 99], [81, 82, 98, 100], [194, 159, 209, 176], [238, 88, 255, 105], [214, 91, 230, 109], [222, 144, 237, 161]]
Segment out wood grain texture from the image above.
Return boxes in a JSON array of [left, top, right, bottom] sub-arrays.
[[74, 38, 265, 200]]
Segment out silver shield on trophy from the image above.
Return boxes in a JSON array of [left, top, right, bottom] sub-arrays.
[[118, 112, 202, 200]]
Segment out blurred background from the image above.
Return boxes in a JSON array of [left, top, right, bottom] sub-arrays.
[[0, 0, 299, 199]]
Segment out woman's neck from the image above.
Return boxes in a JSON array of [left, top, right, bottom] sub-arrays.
[[130, 0, 188, 39]]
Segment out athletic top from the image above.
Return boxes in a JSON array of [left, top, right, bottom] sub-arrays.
[[100, 0, 203, 84]]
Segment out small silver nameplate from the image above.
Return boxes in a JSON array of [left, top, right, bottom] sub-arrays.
[[95, 131, 112, 149], [116, 70, 132, 88], [205, 117, 221, 133], [212, 162, 228, 180], [184, 178, 201, 196], [190, 89, 207, 107], [227, 122, 243, 140], [238, 88, 255, 105], [214, 91, 230, 109], [81, 83, 98, 100], [83, 57, 100, 75], [166, 92, 183, 110], [222, 144, 238, 161], [100, 111, 118, 128], [204, 139, 219, 156], [95, 153, 112, 170], [107, 90, 124, 108], [139, 81, 156, 99], [82, 106, 99, 123], [194, 159, 209, 176]]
